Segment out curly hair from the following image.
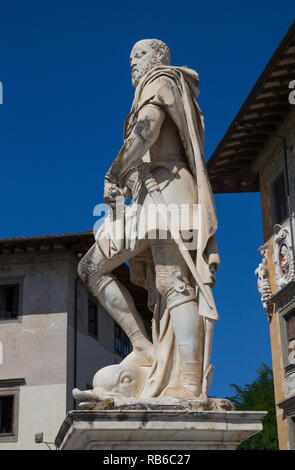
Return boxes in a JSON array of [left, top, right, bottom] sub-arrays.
[[148, 39, 171, 65]]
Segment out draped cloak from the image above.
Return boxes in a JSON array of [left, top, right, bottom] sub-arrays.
[[123, 65, 220, 322], [96, 65, 220, 397]]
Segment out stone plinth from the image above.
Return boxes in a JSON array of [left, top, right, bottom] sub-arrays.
[[55, 401, 266, 450]]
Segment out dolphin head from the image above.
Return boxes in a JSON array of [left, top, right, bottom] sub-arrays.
[[93, 362, 148, 399]]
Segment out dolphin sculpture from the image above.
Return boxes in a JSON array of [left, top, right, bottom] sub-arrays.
[[73, 361, 150, 409]]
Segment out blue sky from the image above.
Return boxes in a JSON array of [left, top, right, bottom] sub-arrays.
[[0, 1, 294, 397]]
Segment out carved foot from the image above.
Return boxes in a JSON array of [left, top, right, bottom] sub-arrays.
[[120, 345, 154, 367], [160, 385, 200, 399]]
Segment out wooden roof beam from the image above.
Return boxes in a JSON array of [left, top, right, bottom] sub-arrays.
[[266, 73, 295, 85], [241, 115, 284, 126], [279, 52, 295, 62], [249, 103, 290, 113], [251, 95, 289, 106], [257, 86, 289, 97], [273, 63, 295, 72]]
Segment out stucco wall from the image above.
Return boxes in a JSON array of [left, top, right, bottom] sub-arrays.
[[255, 108, 295, 449], [0, 248, 136, 449], [255, 108, 295, 242], [1, 383, 66, 450], [0, 254, 69, 385], [0, 252, 70, 449]]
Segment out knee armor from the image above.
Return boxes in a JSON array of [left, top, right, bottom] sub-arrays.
[[155, 264, 196, 310], [78, 254, 115, 296]]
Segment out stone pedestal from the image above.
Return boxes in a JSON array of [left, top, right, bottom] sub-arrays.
[[55, 401, 266, 450]]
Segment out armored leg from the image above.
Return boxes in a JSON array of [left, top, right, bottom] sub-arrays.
[[78, 243, 153, 365], [152, 242, 204, 397]]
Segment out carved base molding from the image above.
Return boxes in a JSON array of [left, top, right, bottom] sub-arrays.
[[271, 280, 295, 308], [278, 394, 295, 418], [55, 407, 266, 450]]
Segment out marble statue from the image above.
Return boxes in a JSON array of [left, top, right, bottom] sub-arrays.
[[74, 39, 220, 406]]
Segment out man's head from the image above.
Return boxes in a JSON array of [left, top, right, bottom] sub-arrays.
[[130, 39, 171, 88]]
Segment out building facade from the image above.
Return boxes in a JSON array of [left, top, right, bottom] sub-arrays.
[[207, 21, 295, 449], [0, 232, 148, 449]]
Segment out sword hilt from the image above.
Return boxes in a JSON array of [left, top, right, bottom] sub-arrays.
[[143, 168, 160, 193]]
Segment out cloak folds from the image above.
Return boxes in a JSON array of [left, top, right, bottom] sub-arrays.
[[95, 65, 220, 398], [125, 65, 220, 322]]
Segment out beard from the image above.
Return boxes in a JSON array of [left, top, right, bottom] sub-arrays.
[[132, 56, 161, 87]]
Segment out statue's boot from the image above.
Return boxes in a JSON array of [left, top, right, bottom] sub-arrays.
[[161, 300, 204, 398], [88, 273, 154, 366]]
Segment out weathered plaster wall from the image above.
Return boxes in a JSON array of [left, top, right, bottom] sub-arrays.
[[0, 248, 130, 448], [254, 108, 295, 242], [1, 383, 66, 450], [0, 252, 70, 449], [0, 254, 69, 386], [255, 108, 295, 449]]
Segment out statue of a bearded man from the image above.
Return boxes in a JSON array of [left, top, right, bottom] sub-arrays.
[[75, 39, 220, 405]]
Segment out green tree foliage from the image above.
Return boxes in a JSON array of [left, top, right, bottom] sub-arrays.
[[226, 363, 279, 450]]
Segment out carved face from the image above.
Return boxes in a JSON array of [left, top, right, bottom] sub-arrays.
[[130, 40, 162, 88], [280, 244, 289, 260], [279, 244, 290, 275]]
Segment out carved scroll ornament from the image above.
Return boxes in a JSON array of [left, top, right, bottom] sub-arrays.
[[255, 245, 273, 320]]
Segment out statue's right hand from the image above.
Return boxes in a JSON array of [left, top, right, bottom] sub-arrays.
[[103, 180, 121, 208]]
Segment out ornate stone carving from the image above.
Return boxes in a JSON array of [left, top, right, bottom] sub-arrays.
[[255, 245, 273, 320], [273, 224, 295, 290], [285, 370, 295, 396]]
